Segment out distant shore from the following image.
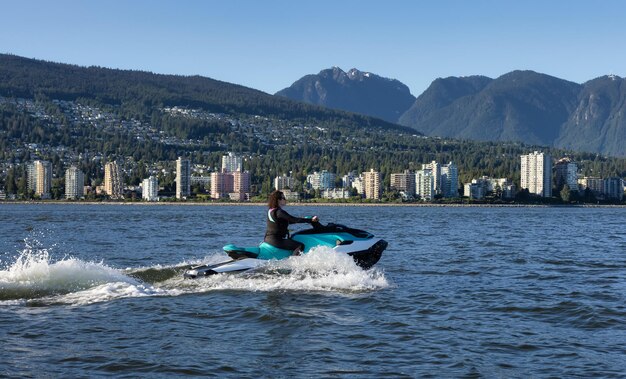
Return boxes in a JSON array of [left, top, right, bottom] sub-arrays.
[[1, 201, 624, 208]]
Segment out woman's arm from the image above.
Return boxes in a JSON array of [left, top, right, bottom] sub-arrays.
[[276, 209, 317, 224]]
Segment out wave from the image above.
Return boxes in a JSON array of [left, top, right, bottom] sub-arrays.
[[0, 246, 149, 304], [171, 247, 390, 294], [1, 244, 388, 307]]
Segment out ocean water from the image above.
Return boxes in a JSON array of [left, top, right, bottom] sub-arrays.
[[0, 204, 625, 378]]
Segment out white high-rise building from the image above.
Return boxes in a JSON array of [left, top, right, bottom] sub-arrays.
[[142, 176, 159, 202], [416, 169, 434, 201], [274, 174, 294, 191], [65, 166, 84, 199], [521, 151, 552, 197], [176, 157, 191, 199], [422, 161, 442, 195], [307, 170, 335, 190], [420, 161, 458, 198], [221, 152, 243, 173], [104, 161, 124, 199]]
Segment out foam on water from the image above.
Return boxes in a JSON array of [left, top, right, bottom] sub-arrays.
[[174, 246, 389, 293], [1, 242, 388, 306], [0, 244, 168, 306]]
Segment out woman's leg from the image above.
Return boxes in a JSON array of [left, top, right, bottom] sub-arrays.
[[265, 237, 304, 254]]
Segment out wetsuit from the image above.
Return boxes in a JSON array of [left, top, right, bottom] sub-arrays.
[[264, 207, 313, 252]]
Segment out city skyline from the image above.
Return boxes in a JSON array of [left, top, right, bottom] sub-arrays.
[[2, 152, 624, 202]]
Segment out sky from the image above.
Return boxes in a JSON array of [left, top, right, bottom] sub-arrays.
[[2, 0, 625, 96]]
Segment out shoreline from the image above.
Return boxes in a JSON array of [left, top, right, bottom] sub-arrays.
[[1, 201, 624, 208]]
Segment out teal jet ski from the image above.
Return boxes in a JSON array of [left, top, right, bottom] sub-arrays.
[[184, 223, 387, 278]]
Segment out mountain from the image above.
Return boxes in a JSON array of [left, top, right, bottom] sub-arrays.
[[399, 71, 626, 157], [398, 75, 492, 134], [556, 75, 626, 157], [0, 54, 407, 133], [275, 67, 416, 123], [400, 71, 580, 144]]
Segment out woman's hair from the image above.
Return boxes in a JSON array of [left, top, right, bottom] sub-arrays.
[[268, 190, 284, 209]]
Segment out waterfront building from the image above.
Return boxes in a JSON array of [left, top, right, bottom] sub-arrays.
[[27, 163, 37, 193], [578, 177, 603, 196], [65, 166, 84, 199], [190, 176, 211, 187], [390, 170, 416, 196], [232, 170, 251, 200], [176, 157, 191, 199], [274, 174, 294, 191], [420, 161, 458, 198], [579, 176, 625, 200], [521, 151, 552, 197], [464, 180, 487, 200], [342, 171, 358, 189], [28, 160, 52, 199], [554, 157, 578, 192], [604, 178, 624, 200], [416, 169, 434, 201], [363, 169, 381, 200], [351, 176, 364, 195], [142, 176, 159, 202], [210, 169, 250, 200], [463, 176, 516, 200], [282, 190, 300, 201], [221, 152, 243, 173], [307, 170, 336, 190], [422, 161, 442, 195], [104, 161, 124, 199], [441, 162, 459, 198], [210, 171, 232, 199], [322, 188, 351, 199]]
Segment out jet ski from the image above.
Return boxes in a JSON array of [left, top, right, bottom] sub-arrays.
[[184, 222, 387, 279]]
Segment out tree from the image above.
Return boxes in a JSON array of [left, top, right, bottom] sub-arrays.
[[583, 188, 597, 203], [560, 184, 571, 203]]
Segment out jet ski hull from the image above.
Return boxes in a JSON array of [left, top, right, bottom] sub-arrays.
[[184, 223, 387, 279]]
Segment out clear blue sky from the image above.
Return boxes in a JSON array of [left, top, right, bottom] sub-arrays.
[[2, 0, 625, 96]]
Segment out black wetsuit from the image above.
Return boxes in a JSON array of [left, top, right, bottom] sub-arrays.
[[264, 207, 313, 252]]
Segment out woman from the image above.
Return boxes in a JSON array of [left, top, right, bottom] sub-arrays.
[[264, 190, 319, 255]]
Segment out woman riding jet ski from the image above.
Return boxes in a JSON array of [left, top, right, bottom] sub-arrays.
[[264, 190, 319, 256], [184, 191, 387, 279]]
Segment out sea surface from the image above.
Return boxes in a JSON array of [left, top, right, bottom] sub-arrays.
[[0, 204, 625, 378]]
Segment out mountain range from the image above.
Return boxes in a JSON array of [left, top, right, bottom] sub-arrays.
[[2, 54, 625, 158], [277, 68, 626, 157]]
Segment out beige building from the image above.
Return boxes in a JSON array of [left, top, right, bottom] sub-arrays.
[[104, 161, 124, 199], [28, 160, 52, 199], [363, 169, 381, 200], [390, 170, 416, 196]]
